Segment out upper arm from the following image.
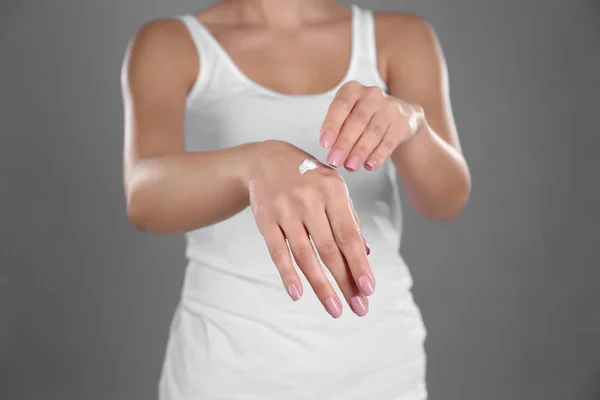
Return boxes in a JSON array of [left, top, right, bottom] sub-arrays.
[[121, 18, 199, 184], [381, 13, 461, 152]]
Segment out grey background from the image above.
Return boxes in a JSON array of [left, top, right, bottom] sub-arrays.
[[1, 0, 599, 399]]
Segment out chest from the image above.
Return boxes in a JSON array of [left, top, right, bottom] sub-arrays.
[[198, 22, 353, 96]]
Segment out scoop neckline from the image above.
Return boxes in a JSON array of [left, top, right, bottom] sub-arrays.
[[188, 4, 359, 100]]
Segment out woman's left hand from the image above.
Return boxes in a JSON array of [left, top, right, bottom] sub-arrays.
[[319, 80, 425, 172]]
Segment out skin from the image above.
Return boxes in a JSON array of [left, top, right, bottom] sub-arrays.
[[321, 13, 470, 220], [121, 0, 470, 319]]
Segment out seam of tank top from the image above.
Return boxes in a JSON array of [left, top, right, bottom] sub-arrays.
[[177, 15, 214, 104], [181, 4, 361, 100], [363, 9, 389, 91]]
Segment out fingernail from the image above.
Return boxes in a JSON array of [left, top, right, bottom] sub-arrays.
[[287, 284, 301, 301], [358, 275, 375, 296], [345, 155, 362, 172], [362, 237, 371, 256], [365, 159, 378, 170], [327, 148, 345, 167], [325, 297, 343, 318], [350, 296, 369, 317], [320, 130, 336, 149]]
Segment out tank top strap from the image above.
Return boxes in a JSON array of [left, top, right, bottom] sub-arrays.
[[350, 5, 388, 91], [176, 15, 218, 99]]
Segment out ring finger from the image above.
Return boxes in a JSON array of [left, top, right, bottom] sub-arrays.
[[327, 94, 383, 168], [304, 210, 369, 317], [280, 219, 344, 318], [344, 109, 391, 172]]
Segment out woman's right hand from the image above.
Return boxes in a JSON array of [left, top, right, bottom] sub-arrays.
[[246, 140, 375, 318]]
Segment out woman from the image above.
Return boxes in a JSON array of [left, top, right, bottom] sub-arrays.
[[121, 0, 470, 398]]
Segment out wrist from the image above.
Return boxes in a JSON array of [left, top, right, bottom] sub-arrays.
[[237, 140, 290, 190]]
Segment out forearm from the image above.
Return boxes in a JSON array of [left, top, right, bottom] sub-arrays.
[[391, 121, 471, 221], [125, 141, 262, 234]]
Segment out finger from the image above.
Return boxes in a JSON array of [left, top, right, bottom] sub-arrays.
[[304, 209, 369, 317], [319, 81, 363, 150], [325, 189, 376, 297], [328, 87, 385, 169], [344, 107, 391, 172], [363, 99, 409, 171], [363, 120, 406, 171], [280, 220, 343, 318], [349, 198, 370, 256], [256, 217, 304, 302]]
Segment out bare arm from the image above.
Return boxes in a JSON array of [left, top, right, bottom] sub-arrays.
[[122, 19, 261, 234], [122, 19, 375, 317], [316, 14, 469, 222], [386, 15, 471, 221]]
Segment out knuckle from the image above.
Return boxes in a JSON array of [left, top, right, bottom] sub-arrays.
[[318, 239, 340, 258], [336, 225, 360, 245], [366, 86, 384, 99], [381, 139, 396, 155], [366, 121, 387, 137], [334, 97, 355, 112], [272, 194, 291, 218], [288, 184, 310, 199], [292, 246, 312, 262], [338, 81, 363, 99], [268, 244, 286, 263], [287, 184, 321, 208], [351, 107, 371, 122], [253, 203, 270, 222], [344, 80, 362, 91], [321, 174, 347, 196]]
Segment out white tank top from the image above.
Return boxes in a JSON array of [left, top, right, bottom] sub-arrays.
[[159, 5, 428, 400]]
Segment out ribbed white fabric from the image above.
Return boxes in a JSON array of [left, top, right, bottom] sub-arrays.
[[159, 5, 428, 400]]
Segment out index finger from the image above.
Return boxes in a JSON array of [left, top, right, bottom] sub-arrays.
[[319, 81, 362, 149], [325, 194, 376, 297]]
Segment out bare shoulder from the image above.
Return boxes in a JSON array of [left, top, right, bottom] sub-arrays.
[[374, 11, 440, 58], [122, 18, 198, 93], [372, 11, 445, 89]]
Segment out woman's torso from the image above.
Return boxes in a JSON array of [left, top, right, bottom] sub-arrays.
[[159, 4, 428, 400]]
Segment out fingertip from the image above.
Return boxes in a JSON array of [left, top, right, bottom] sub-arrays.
[[358, 275, 375, 296], [350, 296, 369, 317], [364, 159, 378, 171], [287, 283, 302, 301], [345, 155, 362, 172], [325, 297, 343, 318], [320, 129, 336, 149], [327, 148, 345, 168]]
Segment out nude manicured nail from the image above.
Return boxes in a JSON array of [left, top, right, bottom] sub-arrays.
[[358, 275, 375, 296], [287, 284, 301, 301], [320, 130, 336, 149], [350, 296, 369, 317], [345, 155, 362, 172], [327, 148, 345, 167], [365, 159, 378, 170], [325, 297, 343, 318]]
